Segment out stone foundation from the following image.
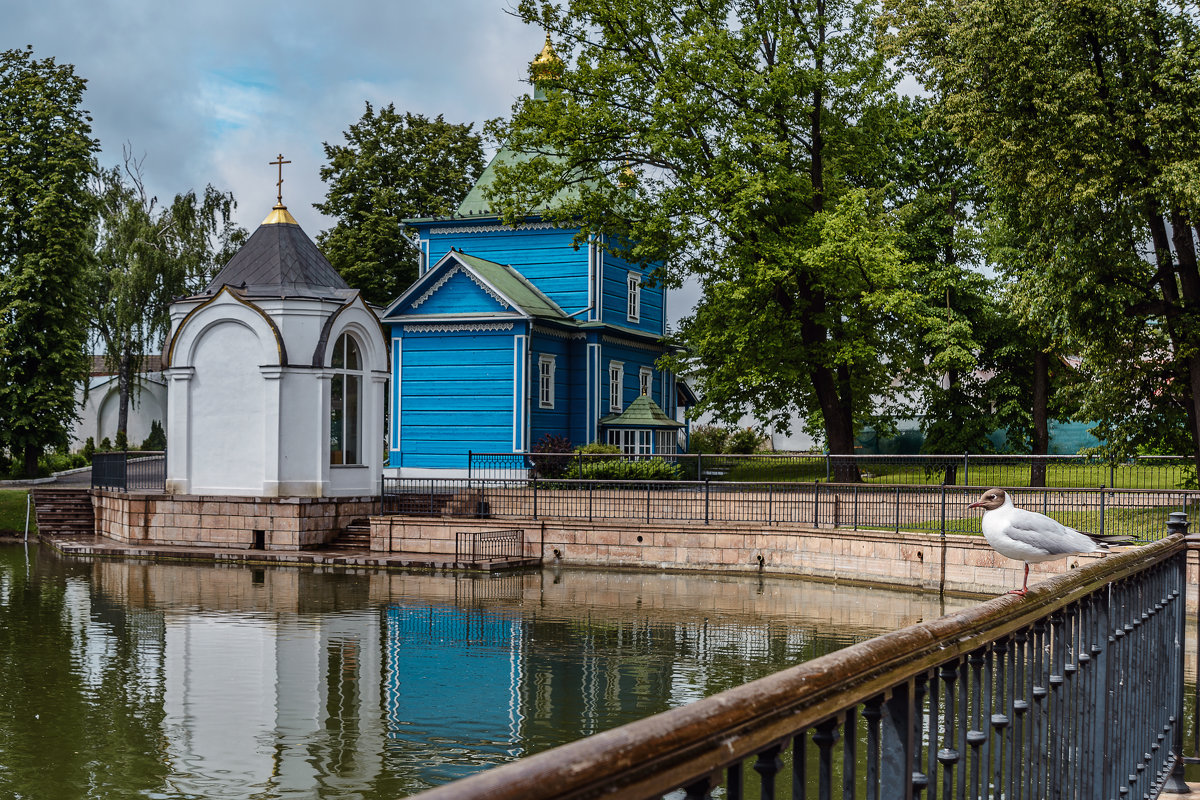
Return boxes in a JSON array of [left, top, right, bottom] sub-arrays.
[[93, 490, 376, 550], [370, 515, 1178, 597]]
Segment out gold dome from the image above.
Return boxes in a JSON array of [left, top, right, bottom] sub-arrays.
[[530, 33, 563, 83]]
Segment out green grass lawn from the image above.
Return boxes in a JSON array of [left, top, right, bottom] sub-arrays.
[[0, 489, 35, 534], [716, 458, 1189, 490]]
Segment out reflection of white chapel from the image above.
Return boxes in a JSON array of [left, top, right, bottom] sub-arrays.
[[164, 191, 387, 498]]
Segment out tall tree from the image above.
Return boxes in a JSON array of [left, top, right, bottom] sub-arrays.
[[0, 47, 97, 476], [487, 0, 917, 471], [892, 0, 1200, 472], [90, 147, 245, 445], [315, 103, 485, 306]]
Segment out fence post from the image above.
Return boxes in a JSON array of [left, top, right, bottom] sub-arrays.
[[814, 482, 820, 528], [588, 480, 593, 523], [704, 479, 710, 525], [468, 450, 473, 481], [940, 485, 946, 537], [824, 451, 831, 483], [895, 485, 901, 533], [768, 483, 773, 526], [646, 482, 651, 523], [533, 474, 539, 520], [1099, 489, 1105, 536], [963, 451, 969, 487], [1164, 511, 1189, 792]]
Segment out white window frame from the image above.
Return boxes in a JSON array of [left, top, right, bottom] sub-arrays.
[[639, 366, 653, 398], [329, 333, 363, 466], [626, 272, 641, 322], [608, 428, 652, 456], [655, 429, 678, 455], [538, 354, 556, 409], [608, 361, 624, 413]]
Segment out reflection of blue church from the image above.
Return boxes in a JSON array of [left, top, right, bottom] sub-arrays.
[[382, 43, 687, 477]]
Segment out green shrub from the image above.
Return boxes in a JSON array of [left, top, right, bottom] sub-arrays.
[[575, 441, 622, 455], [571, 458, 682, 481], [688, 424, 729, 454], [82, 437, 95, 461], [99, 437, 112, 452], [726, 427, 764, 454], [142, 419, 166, 451], [115, 430, 128, 451]]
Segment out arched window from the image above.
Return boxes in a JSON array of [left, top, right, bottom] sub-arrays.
[[330, 333, 362, 465]]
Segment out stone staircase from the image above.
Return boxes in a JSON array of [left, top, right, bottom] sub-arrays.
[[327, 518, 371, 550], [30, 488, 94, 537]]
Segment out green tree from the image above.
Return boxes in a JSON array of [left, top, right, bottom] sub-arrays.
[[0, 47, 97, 476], [314, 103, 485, 306], [90, 147, 245, 445], [892, 0, 1200, 470], [488, 1, 918, 475]]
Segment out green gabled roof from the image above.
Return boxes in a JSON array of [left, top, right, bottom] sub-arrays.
[[445, 251, 570, 321], [598, 393, 685, 429]]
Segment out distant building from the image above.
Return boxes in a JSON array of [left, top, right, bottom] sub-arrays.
[[70, 355, 167, 451]]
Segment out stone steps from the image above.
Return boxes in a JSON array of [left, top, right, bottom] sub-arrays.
[[30, 488, 94, 537], [327, 518, 371, 550]]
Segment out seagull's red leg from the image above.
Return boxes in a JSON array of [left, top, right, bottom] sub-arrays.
[[1007, 563, 1030, 596]]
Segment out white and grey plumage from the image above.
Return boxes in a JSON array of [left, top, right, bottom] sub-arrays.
[[968, 488, 1126, 596]]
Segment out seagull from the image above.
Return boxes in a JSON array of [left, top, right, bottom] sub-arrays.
[[968, 487, 1132, 596]]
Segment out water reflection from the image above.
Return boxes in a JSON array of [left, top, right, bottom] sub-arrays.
[[0, 542, 973, 799]]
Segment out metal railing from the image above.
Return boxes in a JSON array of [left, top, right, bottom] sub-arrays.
[[410, 524, 1192, 800], [381, 478, 1200, 541], [468, 451, 1193, 489], [454, 529, 524, 562], [90, 451, 166, 492]]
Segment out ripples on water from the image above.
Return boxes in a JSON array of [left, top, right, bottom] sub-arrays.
[[0, 541, 969, 799]]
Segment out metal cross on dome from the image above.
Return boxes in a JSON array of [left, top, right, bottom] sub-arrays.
[[270, 153, 291, 205]]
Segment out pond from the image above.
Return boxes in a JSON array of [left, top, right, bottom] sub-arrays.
[[0, 540, 976, 799]]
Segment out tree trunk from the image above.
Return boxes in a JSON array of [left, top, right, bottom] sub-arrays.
[[812, 364, 861, 482], [22, 442, 38, 478], [1169, 211, 1200, 476], [117, 350, 131, 448], [1030, 350, 1049, 488]]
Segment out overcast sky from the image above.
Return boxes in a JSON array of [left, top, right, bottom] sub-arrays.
[[5, 0, 704, 324]]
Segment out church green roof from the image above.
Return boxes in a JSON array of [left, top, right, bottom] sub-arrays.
[[598, 393, 684, 429], [454, 145, 580, 218], [450, 251, 568, 320]]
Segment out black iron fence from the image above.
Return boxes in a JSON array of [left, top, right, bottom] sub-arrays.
[[468, 451, 1192, 489], [381, 477, 1198, 541], [409, 524, 1191, 800], [90, 451, 166, 492], [454, 529, 524, 562]]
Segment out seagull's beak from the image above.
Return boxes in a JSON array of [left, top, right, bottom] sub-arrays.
[[968, 500, 985, 509]]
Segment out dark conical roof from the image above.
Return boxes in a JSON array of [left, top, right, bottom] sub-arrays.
[[205, 205, 352, 300]]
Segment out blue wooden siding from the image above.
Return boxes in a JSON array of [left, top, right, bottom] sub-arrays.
[[528, 333, 577, 448], [391, 327, 517, 469], [600, 250, 664, 335], [420, 225, 591, 315], [401, 269, 509, 316], [602, 339, 665, 415]]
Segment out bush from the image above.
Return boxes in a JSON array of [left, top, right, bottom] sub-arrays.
[[99, 437, 112, 452], [726, 427, 764, 454], [572, 458, 682, 481], [142, 419, 166, 451], [688, 424, 729, 454], [82, 437, 95, 461], [115, 430, 128, 451], [529, 433, 574, 478]]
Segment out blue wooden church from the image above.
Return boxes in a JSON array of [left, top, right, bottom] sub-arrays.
[[381, 40, 688, 477]]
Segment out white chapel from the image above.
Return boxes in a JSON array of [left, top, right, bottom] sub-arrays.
[[163, 194, 387, 498]]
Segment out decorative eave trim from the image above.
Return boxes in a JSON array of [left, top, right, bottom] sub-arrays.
[[428, 221, 560, 235], [166, 285, 288, 368], [410, 263, 511, 310], [403, 322, 516, 334], [533, 324, 587, 341], [601, 333, 664, 353]]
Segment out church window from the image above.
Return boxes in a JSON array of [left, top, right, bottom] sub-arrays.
[[608, 361, 624, 412], [655, 430, 678, 455], [538, 354, 556, 408], [626, 272, 641, 322], [330, 333, 362, 465], [639, 366, 653, 398]]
